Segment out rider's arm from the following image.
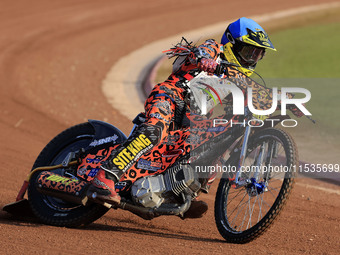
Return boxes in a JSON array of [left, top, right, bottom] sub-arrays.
[[168, 39, 221, 74], [189, 39, 220, 64], [187, 39, 221, 73]]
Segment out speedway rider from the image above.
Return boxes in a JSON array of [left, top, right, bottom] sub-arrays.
[[86, 17, 279, 218]]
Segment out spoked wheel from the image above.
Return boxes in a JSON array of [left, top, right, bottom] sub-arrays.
[[28, 123, 110, 227], [215, 128, 298, 243]]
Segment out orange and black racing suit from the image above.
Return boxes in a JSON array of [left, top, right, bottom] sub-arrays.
[[98, 39, 222, 190]]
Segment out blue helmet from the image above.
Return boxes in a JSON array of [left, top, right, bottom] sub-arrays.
[[221, 17, 276, 76]]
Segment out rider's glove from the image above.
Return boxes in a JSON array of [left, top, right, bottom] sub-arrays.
[[197, 58, 218, 74], [288, 104, 304, 118]]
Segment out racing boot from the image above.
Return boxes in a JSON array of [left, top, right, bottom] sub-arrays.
[[182, 198, 208, 219], [88, 168, 120, 205]]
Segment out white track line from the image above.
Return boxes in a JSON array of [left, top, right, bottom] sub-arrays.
[[102, 2, 340, 120]]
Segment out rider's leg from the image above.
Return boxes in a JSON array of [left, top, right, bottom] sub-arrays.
[[88, 83, 181, 204], [77, 145, 122, 204]]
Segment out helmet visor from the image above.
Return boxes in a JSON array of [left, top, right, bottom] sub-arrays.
[[238, 45, 265, 65]]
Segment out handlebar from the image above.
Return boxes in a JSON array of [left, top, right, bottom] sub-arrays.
[[215, 61, 317, 125], [305, 115, 316, 124], [214, 60, 239, 75]]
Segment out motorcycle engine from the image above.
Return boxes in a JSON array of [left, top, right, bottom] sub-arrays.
[[131, 165, 201, 208]]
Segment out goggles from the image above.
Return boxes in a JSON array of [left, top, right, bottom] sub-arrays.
[[237, 45, 265, 65]]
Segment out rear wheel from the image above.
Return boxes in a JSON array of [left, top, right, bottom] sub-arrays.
[[215, 128, 298, 243], [28, 122, 109, 227]]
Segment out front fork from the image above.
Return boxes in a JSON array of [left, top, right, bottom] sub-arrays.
[[233, 126, 268, 193], [235, 125, 251, 187]]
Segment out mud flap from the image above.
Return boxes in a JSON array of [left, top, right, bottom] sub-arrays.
[[2, 199, 35, 218]]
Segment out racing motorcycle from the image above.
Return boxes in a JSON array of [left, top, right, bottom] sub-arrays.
[[3, 62, 303, 243]]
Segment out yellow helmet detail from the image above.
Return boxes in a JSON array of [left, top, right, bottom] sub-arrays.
[[223, 42, 254, 77]]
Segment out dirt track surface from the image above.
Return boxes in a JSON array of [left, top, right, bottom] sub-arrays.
[[0, 0, 339, 254]]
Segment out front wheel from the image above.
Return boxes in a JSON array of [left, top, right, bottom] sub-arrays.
[[215, 128, 298, 243], [28, 122, 110, 227]]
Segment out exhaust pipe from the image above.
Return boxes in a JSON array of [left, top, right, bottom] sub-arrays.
[[118, 194, 192, 220], [35, 171, 193, 219], [36, 171, 89, 205]]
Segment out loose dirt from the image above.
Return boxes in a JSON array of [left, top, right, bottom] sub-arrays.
[[0, 0, 339, 254]]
